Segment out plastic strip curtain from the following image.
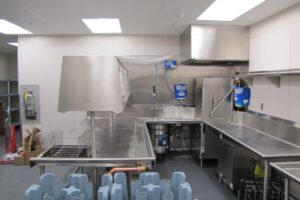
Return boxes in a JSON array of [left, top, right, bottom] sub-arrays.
[[117, 55, 172, 65]]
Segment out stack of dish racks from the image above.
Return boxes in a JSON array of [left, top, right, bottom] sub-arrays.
[[25, 171, 192, 200]]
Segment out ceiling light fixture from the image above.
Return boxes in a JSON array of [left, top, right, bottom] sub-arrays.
[[81, 18, 122, 33], [197, 0, 266, 21], [8, 42, 18, 47], [0, 19, 32, 34]]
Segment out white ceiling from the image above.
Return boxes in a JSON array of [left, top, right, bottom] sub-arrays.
[[0, 0, 299, 52]]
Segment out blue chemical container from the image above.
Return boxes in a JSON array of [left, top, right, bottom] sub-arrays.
[[164, 60, 177, 70], [174, 84, 187, 100], [234, 86, 251, 109]]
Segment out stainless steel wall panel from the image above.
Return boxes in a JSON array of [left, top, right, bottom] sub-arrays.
[[125, 64, 230, 106], [94, 105, 197, 120]]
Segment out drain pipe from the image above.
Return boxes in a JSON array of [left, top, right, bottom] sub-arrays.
[[108, 164, 147, 175]]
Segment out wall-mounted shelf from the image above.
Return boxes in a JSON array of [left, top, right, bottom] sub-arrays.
[[0, 80, 21, 127], [2, 107, 20, 112], [235, 69, 300, 78], [234, 69, 300, 88], [0, 93, 19, 97]]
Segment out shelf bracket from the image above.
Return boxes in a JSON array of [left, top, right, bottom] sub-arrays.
[[266, 77, 281, 88], [240, 77, 253, 86]]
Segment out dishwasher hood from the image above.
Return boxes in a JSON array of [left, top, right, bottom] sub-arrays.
[[180, 25, 249, 65], [58, 56, 130, 113]]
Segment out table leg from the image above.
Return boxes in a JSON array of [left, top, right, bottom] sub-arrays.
[[284, 178, 289, 200], [200, 123, 204, 168], [94, 167, 98, 200], [39, 166, 45, 175], [263, 160, 269, 200]]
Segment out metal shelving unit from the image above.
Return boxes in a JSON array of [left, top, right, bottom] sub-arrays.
[[0, 80, 21, 128]]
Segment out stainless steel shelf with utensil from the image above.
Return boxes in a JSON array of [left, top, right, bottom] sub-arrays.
[[30, 117, 155, 168], [270, 162, 300, 200], [42, 145, 90, 158]]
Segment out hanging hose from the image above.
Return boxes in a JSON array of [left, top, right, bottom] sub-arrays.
[[107, 164, 147, 175]]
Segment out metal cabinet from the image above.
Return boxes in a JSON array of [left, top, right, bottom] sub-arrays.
[[249, 27, 290, 72], [218, 136, 256, 191], [198, 124, 220, 166], [198, 77, 233, 166]]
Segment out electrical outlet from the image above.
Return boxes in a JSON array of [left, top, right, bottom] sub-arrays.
[[260, 103, 264, 111]]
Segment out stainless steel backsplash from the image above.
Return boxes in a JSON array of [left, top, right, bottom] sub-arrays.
[[125, 64, 246, 106], [233, 111, 300, 147]]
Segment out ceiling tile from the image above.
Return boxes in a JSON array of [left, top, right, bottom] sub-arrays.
[[18, 0, 117, 20], [17, 0, 164, 20], [159, 0, 214, 21], [36, 20, 90, 34], [114, 0, 165, 19], [120, 19, 156, 34], [234, 0, 300, 25], [0, 0, 299, 37], [153, 19, 189, 35], [0, 0, 47, 33]]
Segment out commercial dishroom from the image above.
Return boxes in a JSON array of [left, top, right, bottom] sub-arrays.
[[1, 0, 300, 200]]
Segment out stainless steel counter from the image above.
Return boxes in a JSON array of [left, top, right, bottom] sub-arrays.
[[206, 121, 300, 159], [270, 162, 300, 184], [32, 106, 300, 166]]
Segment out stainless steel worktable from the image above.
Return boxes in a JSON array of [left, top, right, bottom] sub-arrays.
[[270, 162, 300, 200], [205, 121, 300, 200], [205, 121, 300, 159], [31, 114, 201, 168]]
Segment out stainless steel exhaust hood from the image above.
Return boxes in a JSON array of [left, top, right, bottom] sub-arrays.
[[180, 25, 249, 65]]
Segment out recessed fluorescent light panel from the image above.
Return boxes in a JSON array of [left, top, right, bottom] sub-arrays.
[[8, 42, 18, 47], [0, 19, 32, 34], [82, 18, 122, 33], [197, 0, 266, 21]]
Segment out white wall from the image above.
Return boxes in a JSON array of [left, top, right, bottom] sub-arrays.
[[249, 77, 300, 121], [18, 35, 180, 136], [249, 4, 300, 123], [0, 52, 8, 80]]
